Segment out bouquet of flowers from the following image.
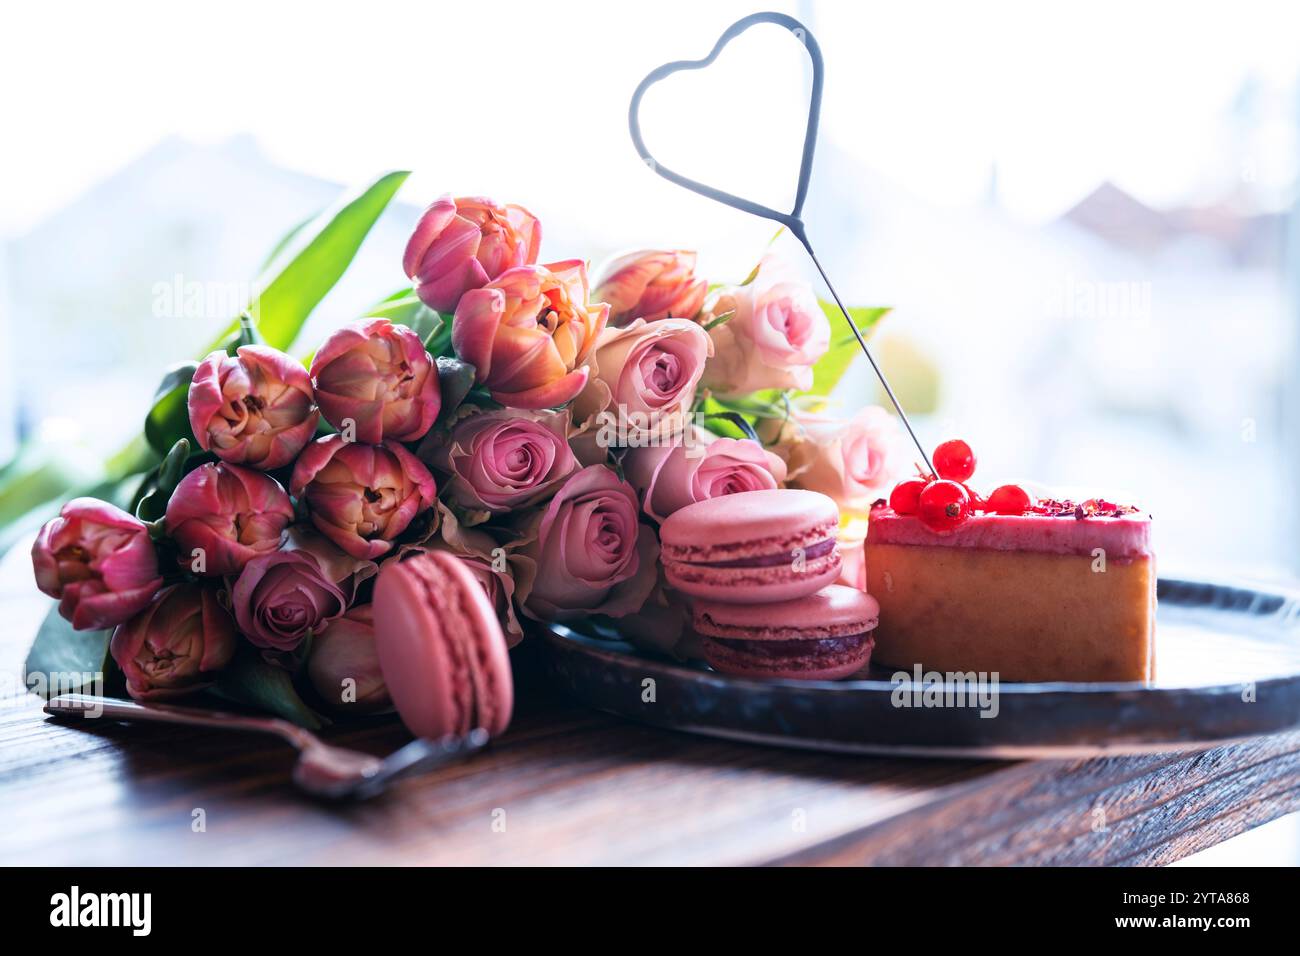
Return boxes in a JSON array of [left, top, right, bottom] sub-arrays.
[[25, 180, 904, 727]]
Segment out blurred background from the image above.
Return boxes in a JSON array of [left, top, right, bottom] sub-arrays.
[[1, 0, 1297, 863], [3, 0, 1298, 578]]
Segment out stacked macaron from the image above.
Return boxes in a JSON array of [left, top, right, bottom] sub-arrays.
[[659, 489, 879, 681]]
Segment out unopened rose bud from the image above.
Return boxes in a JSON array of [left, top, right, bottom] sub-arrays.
[[164, 462, 293, 576], [403, 195, 541, 313], [32, 498, 163, 630], [452, 260, 607, 409], [290, 436, 437, 560], [307, 604, 390, 712], [310, 318, 441, 444], [593, 250, 707, 326], [110, 583, 236, 699], [188, 345, 319, 470]]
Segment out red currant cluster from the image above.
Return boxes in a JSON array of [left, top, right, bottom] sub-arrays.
[[885, 439, 1035, 533]]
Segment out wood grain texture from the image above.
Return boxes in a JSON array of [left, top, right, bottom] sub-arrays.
[[1, 544, 1297, 866]]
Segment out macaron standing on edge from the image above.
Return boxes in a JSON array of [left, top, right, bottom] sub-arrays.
[[372, 551, 513, 740], [694, 584, 879, 680], [659, 489, 843, 604]]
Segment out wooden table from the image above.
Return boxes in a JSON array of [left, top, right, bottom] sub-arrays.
[[2, 551, 1298, 866]]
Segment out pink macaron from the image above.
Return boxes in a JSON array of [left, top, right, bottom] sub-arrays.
[[694, 584, 879, 680], [659, 489, 843, 604], [372, 551, 513, 739]]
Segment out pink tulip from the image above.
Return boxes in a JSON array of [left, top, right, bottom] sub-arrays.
[[309, 318, 440, 444], [452, 260, 608, 410], [110, 583, 236, 700], [571, 318, 712, 439], [701, 255, 830, 395], [232, 548, 346, 651], [594, 249, 707, 325], [516, 465, 658, 620], [290, 436, 437, 560], [434, 409, 577, 513], [164, 462, 293, 576], [188, 345, 319, 470], [624, 429, 787, 522], [32, 498, 163, 630], [307, 604, 391, 712], [403, 195, 542, 313]]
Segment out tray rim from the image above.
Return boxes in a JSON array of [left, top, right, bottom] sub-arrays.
[[540, 575, 1300, 757], [548, 574, 1300, 697]]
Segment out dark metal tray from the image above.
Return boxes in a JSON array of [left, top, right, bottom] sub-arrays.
[[542, 578, 1300, 758]]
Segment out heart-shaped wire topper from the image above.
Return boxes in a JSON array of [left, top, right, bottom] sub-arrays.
[[628, 10, 932, 476]]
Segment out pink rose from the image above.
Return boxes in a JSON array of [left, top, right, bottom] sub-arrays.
[[32, 498, 163, 630], [110, 583, 236, 700], [309, 318, 440, 444], [434, 409, 577, 513], [452, 260, 608, 409], [448, 550, 526, 647], [307, 604, 391, 713], [836, 516, 870, 592], [415, 503, 529, 645], [232, 548, 346, 652], [188, 345, 319, 470], [571, 318, 712, 440], [701, 255, 830, 394], [403, 195, 541, 313], [164, 462, 293, 576], [283, 526, 378, 605], [290, 436, 437, 559], [788, 407, 906, 511], [624, 428, 787, 522], [594, 249, 707, 325], [516, 465, 658, 620]]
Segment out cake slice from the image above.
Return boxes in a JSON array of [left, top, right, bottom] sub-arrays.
[[865, 444, 1155, 683]]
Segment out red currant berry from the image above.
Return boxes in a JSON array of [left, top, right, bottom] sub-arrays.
[[986, 484, 1034, 515], [933, 439, 976, 482], [889, 478, 927, 515], [962, 484, 986, 512], [917, 479, 971, 533]]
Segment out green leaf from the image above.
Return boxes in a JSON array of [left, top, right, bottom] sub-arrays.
[[366, 290, 444, 348], [143, 361, 199, 457], [258, 212, 314, 272], [211, 644, 324, 730], [201, 169, 411, 356], [0, 441, 104, 528], [23, 604, 113, 698], [710, 389, 790, 419], [435, 356, 477, 423], [704, 411, 760, 443], [134, 438, 191, 523], [806, 303, 891, 396], [236, 312, 263, 348], [702, 309, 735, 331]]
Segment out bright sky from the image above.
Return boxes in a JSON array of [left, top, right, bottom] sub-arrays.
[[1, 0, 1297, 237]]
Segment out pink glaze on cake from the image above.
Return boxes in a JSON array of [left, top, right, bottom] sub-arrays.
[[694, 585, 879, 680], [660, 489, 843, 603], [373, 551, 513, 739], [868, 503, 1151, 561]]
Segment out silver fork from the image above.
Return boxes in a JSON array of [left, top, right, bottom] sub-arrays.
[[44, 693, 489, 800]]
